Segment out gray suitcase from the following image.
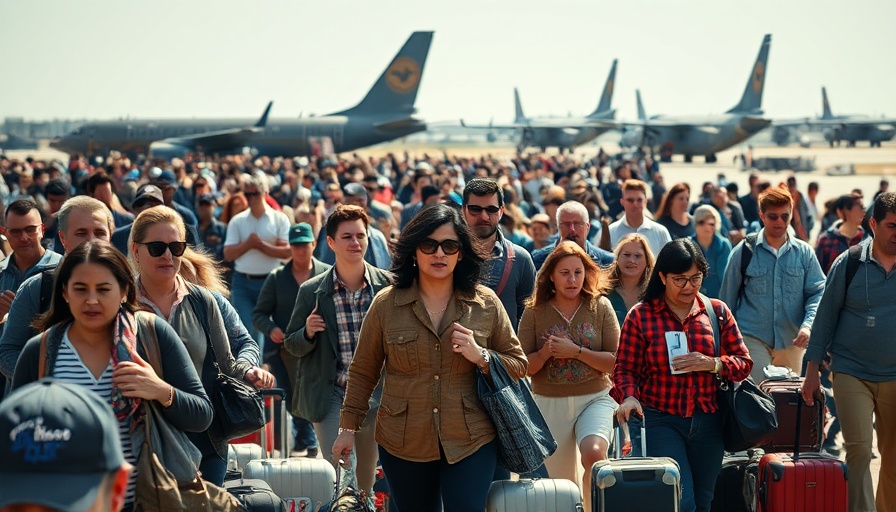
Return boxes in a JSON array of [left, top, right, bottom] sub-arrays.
[[591, 418, 681, 512], [486, 478, 583, 512], [243, 458, 336, 506]]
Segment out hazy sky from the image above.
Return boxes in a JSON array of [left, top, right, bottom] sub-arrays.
[[2, 0, 894, 125]]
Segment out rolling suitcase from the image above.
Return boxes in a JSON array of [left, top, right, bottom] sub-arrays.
[[759, 378, 824, 453], [228, 442, 265, 473], [591, 418, 681, 512], [755, 398, 848, 512], [710, 452, 756, 512], [485, 478, 583, 512], [243, 458, 337, 507], [224, 478, 286, 512]]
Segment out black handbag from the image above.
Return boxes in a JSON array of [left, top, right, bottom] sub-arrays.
[[188, 290, 265, 440], [476, 354, 557, 474], [701, 295, 778, 452]]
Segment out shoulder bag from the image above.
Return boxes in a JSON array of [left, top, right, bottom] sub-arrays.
[[187, 289, 266, 440], [701, 294, 778, 452], [476, 355, 557, 474]]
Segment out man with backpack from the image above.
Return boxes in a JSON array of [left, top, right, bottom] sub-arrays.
[[719, 184, 825, 383], [0, 197, 114, 386], [802, 192, 896, 512]]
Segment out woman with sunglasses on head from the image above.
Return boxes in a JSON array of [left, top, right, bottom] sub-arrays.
[[11, 240, 213, 510], [519, 240, 619, 512], [332, 204, 527, 512], [614, 239, 752, 512], [129, 205, 274, 485], [690, 205, 732, 299]]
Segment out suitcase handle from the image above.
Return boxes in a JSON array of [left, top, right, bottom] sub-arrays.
[[261, 388, 286, 398], [612, 416, 646, 459]]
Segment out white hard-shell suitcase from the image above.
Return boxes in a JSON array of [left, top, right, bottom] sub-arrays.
[[243, 458, 336, 506], [486, 478, 584, 512], [227, 443, 264, 472]]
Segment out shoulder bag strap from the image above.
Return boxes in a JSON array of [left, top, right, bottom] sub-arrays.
[[700, 294, 720, 357], [495, 240, 515, 297], [37, 330, 49, 378], [136, 311, 163, 378]]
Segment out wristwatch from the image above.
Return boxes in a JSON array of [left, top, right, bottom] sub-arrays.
[[479, 348, 491, 365]]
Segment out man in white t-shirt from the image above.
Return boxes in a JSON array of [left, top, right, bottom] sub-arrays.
[[609, 179, 672, 256], [224, 174, 290, 346]]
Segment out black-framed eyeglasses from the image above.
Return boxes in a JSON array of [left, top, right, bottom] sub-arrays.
[[669, 275, 704, 288], [4, 225, 40, 238], [139, 241, 188, 257], [764, 213, 791, 222], [418, 238, 462, 255], [465, 204, 501, 216]]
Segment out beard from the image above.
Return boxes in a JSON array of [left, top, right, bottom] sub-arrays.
[[472, 223, 498, 239]]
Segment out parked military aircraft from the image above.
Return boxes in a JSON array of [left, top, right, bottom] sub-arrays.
[[772, 87, 896, 147], [620, 34, 772, 163], [462, 59, 618, 151], [51, 31, 433, 159]]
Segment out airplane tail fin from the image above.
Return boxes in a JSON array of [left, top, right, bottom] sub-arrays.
[[821, 87, 834, 119], [254, 101, 273, 128], [588, 59, 618, 119], [636, 89, 647, 121], [727, 33, 771, 114], [334, 31, 433, 117], [514, 88, 526, 124]]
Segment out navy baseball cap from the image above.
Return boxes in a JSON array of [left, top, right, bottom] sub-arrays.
[[0, 379, 126, 511]]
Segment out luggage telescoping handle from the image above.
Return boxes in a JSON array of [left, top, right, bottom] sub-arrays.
[[793, 394, 803, 460], [613, 415, 647, 459], [258, 388, 289, 457]]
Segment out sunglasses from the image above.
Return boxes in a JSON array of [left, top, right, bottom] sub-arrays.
[[697, 220, 716, 227], [4, 225, 40, 238], [244, 191, 261, 198], [465, 205, 501, 216], [418, 238, 462, 255], [139, 241, 188, 257], [764, 213, 791, 222]]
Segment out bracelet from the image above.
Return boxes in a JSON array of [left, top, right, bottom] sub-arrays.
[[162, 386, 174, 408], [712, 357, 722, 374], [577, 345, 583, 359], [338, 428, 357, 435]]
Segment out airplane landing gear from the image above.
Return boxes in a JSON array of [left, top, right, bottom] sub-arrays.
[[684, 154, 693, 163], [705, 154, 718, 163]]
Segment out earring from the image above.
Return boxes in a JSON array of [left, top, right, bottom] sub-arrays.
[[412, 258, 417, 267]]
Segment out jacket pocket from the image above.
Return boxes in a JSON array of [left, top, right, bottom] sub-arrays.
[[745, 266, 768, 296], [462, 393, 493, 438], [377, 394, 408, 448], [385, 330, 418, 374]]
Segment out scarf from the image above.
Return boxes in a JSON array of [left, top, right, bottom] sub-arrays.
[[110, 308, 142, 430]]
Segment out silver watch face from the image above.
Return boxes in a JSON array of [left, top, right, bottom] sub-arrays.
[[481, 349, 490, 362]]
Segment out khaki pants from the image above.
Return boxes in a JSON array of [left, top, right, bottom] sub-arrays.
[[832, 372, 896, 512], [743, 335, 805, 382]]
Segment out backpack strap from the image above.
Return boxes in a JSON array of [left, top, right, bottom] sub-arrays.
[[494, 239, 516, 297], [737, 233, 758, 308], [38, 268, 56, 314], [843, 244, 863, 293], [37, 331, 49, 379]]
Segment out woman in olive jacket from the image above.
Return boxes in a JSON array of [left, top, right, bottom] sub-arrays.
[[333, 204, 528, 512]]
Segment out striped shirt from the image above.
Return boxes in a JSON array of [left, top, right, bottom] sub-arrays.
[[332, 268, 374, 388], [54, 330, 138, 506]]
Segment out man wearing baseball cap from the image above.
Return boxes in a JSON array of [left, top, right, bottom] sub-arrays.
[[0, 379, 131, 512]]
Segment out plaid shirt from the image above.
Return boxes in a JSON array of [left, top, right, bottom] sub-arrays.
[[815, 223, 864, 274], [613, 297, 752, 418], [332, 268, 375, 388]]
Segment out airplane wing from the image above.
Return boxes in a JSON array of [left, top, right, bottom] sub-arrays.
[[148, 101, 272, 156]]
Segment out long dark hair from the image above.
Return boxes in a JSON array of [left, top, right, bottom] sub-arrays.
[[391, 203, 483, 292], [33, 240, 139, 331], [642, 238, 709, 302]]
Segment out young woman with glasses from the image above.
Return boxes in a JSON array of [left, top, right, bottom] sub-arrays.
[[333, 204, 527, 512], [614, 238, 752, 512], [129, 205, 274, 485]]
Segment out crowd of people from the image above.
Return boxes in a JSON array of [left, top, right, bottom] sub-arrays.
[[0, 147, 893, 512]]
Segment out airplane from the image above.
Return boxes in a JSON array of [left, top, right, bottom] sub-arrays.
[[51, 31, 433, 159], [619, 34, 772, 163], [461, 59, 619, 152], [772, 87, 896, 147]]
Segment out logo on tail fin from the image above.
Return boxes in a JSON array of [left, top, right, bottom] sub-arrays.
[[752, 61, 765, 95], [386, 57, 421, 94]]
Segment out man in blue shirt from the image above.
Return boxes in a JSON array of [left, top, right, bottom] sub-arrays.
[[802, 192, 896, 512], [533, 201, 614, 271], [720, 185, 825, 382]]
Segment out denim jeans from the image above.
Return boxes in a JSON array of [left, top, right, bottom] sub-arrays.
[[379, 440, 497, 512], [643, 406, 724, 512], [230, 272, 266, 349]]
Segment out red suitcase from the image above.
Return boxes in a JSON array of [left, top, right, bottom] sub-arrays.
[[756, 394, 848, 512], [759, 378, 824, 453]]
